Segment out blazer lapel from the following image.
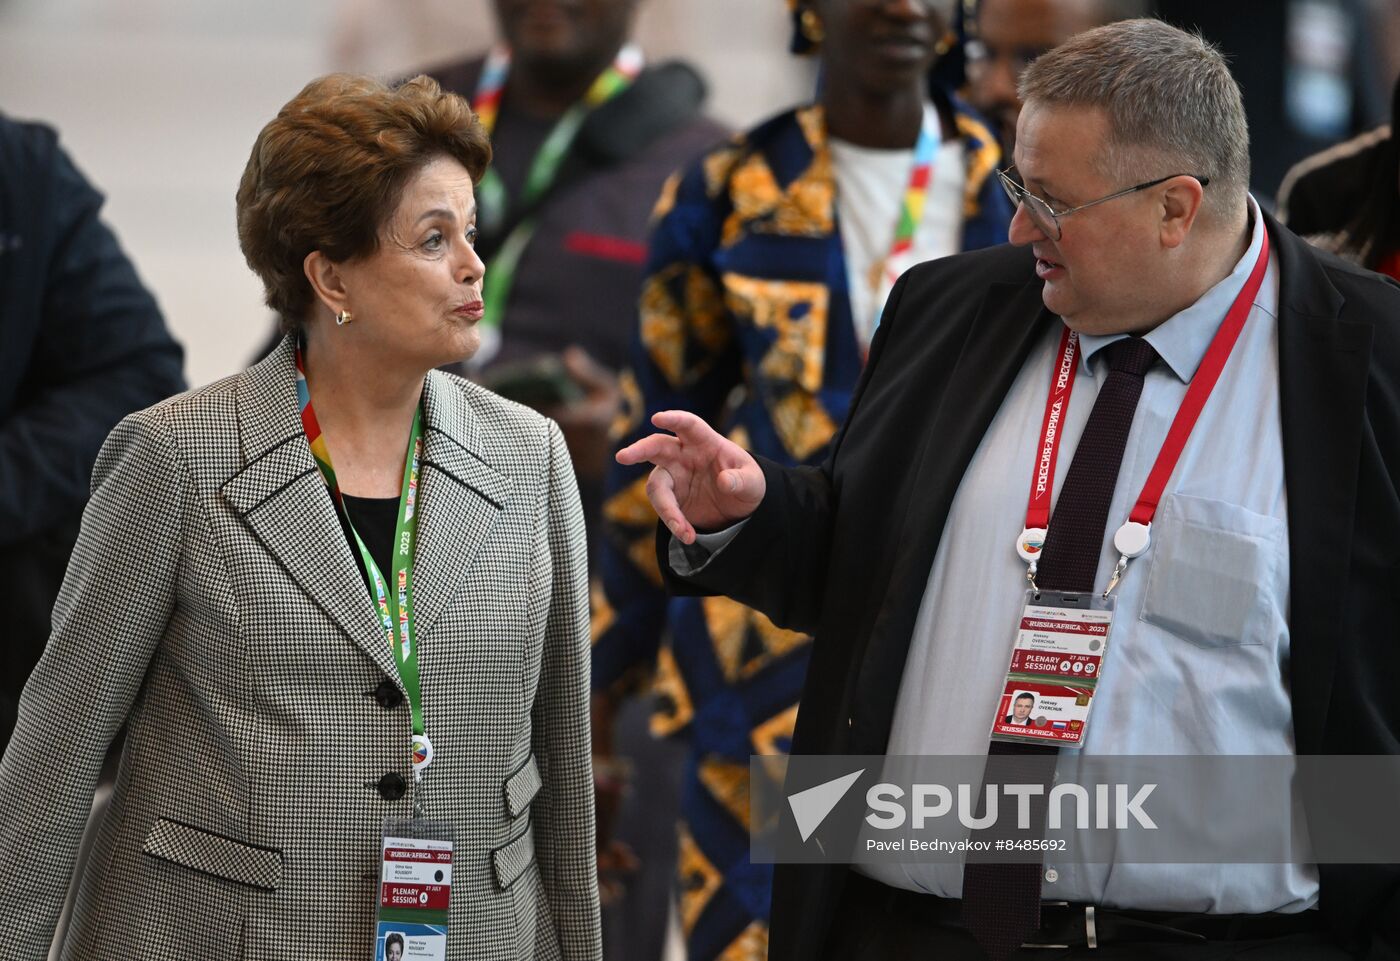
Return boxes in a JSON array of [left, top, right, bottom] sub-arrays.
[[854, 275, 1055, 751], [410, 372, 515, 645], [1270, 214, 1372, 756], [219, 337, 397, 681]]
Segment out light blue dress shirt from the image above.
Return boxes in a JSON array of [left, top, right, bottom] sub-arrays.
[[860, 197, 1316, 911]]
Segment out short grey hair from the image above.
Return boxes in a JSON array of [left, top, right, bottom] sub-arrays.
[[1018, 19, 1250, 224]]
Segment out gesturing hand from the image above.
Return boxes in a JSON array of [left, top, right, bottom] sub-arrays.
[[614, 410, 765, 544]]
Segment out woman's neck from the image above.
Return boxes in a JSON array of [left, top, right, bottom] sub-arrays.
[[300, 328, 424, 498], [821, 83, 930, 149]]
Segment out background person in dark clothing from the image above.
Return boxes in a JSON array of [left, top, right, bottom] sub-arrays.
[[424, 5, 728, 959], [1279, 69, 1400, 280], [1154, 0, 1392, 203], [424, 0, 727, 541], [0, 114, 186, 751]]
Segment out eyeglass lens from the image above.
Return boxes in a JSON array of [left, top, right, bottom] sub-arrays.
[[999, 172, 1061, 240]]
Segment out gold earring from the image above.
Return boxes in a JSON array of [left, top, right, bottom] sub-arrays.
[[933, 29, 957, 57], [800, 8, 825, 44], [336, 310, 353, 326]]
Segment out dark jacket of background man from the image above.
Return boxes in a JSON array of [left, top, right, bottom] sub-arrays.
[[0, 115, 186, 749], [1154, 0, 1391, 201], [426, 55, 726, 376]]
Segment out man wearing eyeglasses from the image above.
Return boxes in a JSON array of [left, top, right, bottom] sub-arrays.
[[620, 17, 1400, 961]]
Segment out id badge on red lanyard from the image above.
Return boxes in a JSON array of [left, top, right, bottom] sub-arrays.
[[992, 229, 1271, 747], [992, 590, 1115, 745]]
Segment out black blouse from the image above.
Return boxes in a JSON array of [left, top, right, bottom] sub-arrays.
[[336, 493, 399, 590]]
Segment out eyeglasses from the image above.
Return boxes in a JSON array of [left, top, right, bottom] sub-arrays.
[[997, 166, 1211, 240]]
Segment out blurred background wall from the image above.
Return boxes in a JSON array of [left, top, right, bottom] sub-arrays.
[[0, 0, 813, 388]]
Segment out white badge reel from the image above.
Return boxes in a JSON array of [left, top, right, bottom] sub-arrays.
[[1017, 527, 1048, 564], [1113, 521, 1151, 558], [1104, 521, 1151, 596], [412, 733, 434, 779]]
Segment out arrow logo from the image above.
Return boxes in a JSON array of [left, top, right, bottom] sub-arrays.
[[787, 769, 864, 842]]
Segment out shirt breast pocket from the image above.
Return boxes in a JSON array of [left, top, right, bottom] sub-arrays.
[[1139, 493, 1287, 649]]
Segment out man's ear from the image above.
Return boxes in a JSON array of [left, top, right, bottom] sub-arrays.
[[304, 250, 351, 320], [1159, 176, 1206, 249]]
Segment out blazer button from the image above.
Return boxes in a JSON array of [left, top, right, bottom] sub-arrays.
[[378, 772, 406, 801], [374, 679, 404, 709]]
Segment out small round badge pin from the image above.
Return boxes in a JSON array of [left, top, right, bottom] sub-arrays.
[[412, 733, 434, 773]]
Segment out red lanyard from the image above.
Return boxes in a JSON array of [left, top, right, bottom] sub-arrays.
[[1016, 228, 1271, 586]]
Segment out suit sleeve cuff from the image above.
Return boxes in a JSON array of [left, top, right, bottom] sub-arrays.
[[667, 519, 751, 576]]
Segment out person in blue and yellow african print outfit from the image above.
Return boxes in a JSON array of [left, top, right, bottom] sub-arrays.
[[594, 2, 1013, 958]]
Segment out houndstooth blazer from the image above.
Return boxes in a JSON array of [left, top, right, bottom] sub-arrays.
[[0, 336, 601, 960]]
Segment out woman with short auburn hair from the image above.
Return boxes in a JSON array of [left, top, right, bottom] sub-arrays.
[[237, 74, 493, 327], [0, 73, 600, 961]]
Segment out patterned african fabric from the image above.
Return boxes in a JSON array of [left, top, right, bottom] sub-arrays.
[[594, 94, 1011, 961]]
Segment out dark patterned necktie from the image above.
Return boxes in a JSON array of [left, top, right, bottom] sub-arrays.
[[961, 336, 1159, 961]]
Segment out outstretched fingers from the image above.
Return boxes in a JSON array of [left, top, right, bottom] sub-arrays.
[[615, 431, 683, 468], [650, 409, 715, 444], [644, 466, 695, 544], [616, 411, 722, 469]]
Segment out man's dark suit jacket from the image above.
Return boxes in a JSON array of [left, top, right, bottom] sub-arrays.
[[666, 213, 1400, 960], [0, 116, 185, 748]]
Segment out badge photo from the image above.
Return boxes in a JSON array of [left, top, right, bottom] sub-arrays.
[[990, 679, 1096, 745], [376, 922, 446, 960]]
